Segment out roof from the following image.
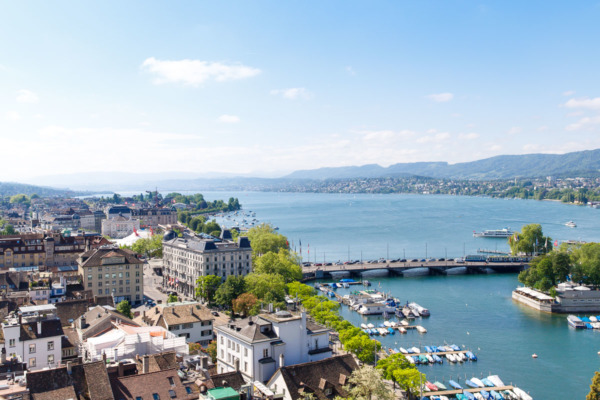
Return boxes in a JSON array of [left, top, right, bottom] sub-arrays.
[[55, 299, 90, 326], [71, 360, 115, 400], [110, 368, 196, 400], [208, 387, 240, 400], [26, 366, 77, 400], [269, 354, 358, 400], [515, 286, 555, 301], [159, 303, 214, 326], [79, 247, 142, 268], [19, 319, 64, 341], [136, 351, 178, 373], [208, 371, 246, 391], [78, 305, 139, 339]]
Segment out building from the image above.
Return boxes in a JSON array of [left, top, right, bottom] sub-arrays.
[[75, 305, 140, 341], [513, 282, 600, 313], [215, 310, 332, 383], [78, 245, 144, 305], [101, 215, 141, 239], [110, 366, 197, 400], [133, 207, 178, 228], [162, 230, 252, 298], [266, 354, 359, 400], [1, 304, 64, 370], [136, 301, 215, 345]]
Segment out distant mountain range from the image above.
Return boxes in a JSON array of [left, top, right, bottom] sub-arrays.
[[11, 148, 600, 193], [0, 182, 82, 197], [284, 149, 600, 180]]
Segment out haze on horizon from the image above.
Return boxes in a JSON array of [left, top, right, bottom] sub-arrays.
[[1, 1, 600, 183]]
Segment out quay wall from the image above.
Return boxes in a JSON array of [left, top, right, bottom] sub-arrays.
[[511, 291, 555, 312]]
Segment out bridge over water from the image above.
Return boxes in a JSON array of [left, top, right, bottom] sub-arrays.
[[302, 260, 528, 280]]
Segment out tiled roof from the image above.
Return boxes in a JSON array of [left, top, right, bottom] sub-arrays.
[[136, 351, 178, 373], [19, 319, 64, 341], [72, 361, 115, 400], [55, 299, 89, 326], [79, 247, 142, 268], [271, 354, 358, 400], [110, 368, 196, 400], [209, 371, 246, 391], [161, 304, 214, 326], [27, 366, 77, 400]]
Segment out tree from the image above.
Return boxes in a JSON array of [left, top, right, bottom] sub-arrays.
[[245, 273, 287, 304], [254, 249, 302, 283], [287, 282, 316, 299], [572, 243, 600, 285], [376, 353, 413, 390], [205, 341, 217, 364], [393, 367, 427, 397], [215, 275, 246, 309], [343, 365, 393, 400], [232, 293, 258, 317], [246, 224, 288, 258], [9, 194, 30, 205], [116, 300, 133, 319], [509, 224, 552, 256], [167, 293, 178, 303], [128, 234, 164, 258], [195, 275, 222, 304], [343, 335, 381, 364]]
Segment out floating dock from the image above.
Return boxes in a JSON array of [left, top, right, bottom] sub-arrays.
[[422, 385, 515, 397]]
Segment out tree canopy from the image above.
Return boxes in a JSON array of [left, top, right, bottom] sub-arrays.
[[588, 371, 600, 400], [121, 234, 163, 258], [245, 273, 287, 307], [195, 275, 222, 304], [232, 292, 258, 317], [116, 300, 133, 319], [341, 365, 393, 400], [215, 275, 247, 309], [509, 223, 552, 256], [246, 223, 288, 257], [253, 249, 302, 283]]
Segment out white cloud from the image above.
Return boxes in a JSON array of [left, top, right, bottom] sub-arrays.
[[563, 90, 575, 96], [141, 57, 261, 86], [507, 126, 522, 135], [566, 116, 600, 131], [426, 92, 454, 102], [359, 129, 415, 142], [458, 132, 479, 140], [564, 97, 600, 110], [16, 89, 39, 103], [5, 111, 20, 121], [417, 132, 450, 143], [217, 114, 240, 124], [270, 87, 312, 100], [345, 66, 356, 76], [537, 125, 548, 132], [567, 111, 584, 117]]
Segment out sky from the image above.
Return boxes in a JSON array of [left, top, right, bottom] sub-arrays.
[[1, 1, 600, 182]]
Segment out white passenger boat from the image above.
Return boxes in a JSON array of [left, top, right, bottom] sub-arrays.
[[408, 302, 431, 317], [473, 228, 514, 238]]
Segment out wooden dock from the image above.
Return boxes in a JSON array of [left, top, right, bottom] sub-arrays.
[[421, 385, 514, 397]]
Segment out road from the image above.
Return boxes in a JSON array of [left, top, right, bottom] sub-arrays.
[[141, 259, 167, 306]]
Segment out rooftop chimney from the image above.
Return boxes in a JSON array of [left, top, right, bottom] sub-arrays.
[[142, 355, 149, 374], [279, 353, 285, 368], [67, 361, 72, 375], [118, 361, 125, 377], [37, 321, 42, 336]]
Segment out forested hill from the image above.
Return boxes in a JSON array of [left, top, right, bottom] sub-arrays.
[[284, 149, 600, 180], [0, 182, 78, 197]]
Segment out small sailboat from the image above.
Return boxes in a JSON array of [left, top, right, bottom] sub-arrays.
[[399, 347, 408, 354], [432, 354, 443, 363], [410, 346, 421, 354]]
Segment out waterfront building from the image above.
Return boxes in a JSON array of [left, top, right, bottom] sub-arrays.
[[162, 230, 252, 298], [214, 310, 332, 383], [77, 245, 144, 305], [135, 301, 215, 345], [132, 207, 178, 228], [1, 304, 64, 370], [513, 282, 600, 313]]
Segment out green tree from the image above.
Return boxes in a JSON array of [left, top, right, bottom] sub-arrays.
[[588, 371, 600, 400], [246, 223, 288, 258], [376, 353, 414, 390], [254, 249, 302, 283], [551, 251, 571, 283], [343, 335, 381, 364], [9, 193, 30, 205], [343, 365, 393, 400], [116, 300, 133, 319], [509, 224, 552, 256], [232, 292, 258, 317], [287, 282, 317, 299], [205, 341, 217, 364], [128, 234, 164, 258], [393, 368, 427, 397], [215, 275, 246, 309], [195, 275, 222, 303], [245, 273, 287, 304], [167, 293, 178, 303], [572, 243, 600, 285]]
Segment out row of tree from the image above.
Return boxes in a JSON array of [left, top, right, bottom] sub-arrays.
[[119, 234, 164, 258], [177, 213, 222, 236]]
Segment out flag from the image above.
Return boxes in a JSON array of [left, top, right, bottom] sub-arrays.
[[554, 240, 558, 247], [545, 238, 548, 249], [308, 243, 310, 254]]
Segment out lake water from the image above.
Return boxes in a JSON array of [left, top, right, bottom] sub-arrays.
[[195, 191, 600, 399]]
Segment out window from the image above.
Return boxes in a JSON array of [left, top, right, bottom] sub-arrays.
[[48, 354, 54, 364], [169, 390, 176, 398], [47, 341, 54, 351], [153, 394, 160, 400], [98, 289, 102, 295], [99, 282, 102, 287], [87, 282, 92, 288], [168, 377, 175, 386], [244, 348, 248, 357], [29, 344, 36, 354], [244, 361, 248, 371], [263, 349, 268, 358], [185, 387, 192, 394], [29, 357, 36, 367], [87, 275, 92, 281], [126, 272, 130, 277], [9, 339, 15, 348], [136, 397, 142, 400]]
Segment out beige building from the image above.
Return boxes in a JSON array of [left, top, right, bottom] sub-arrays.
[[133, 208, 178, 229], [78, 245, 144, 305], [101, 215, 140, 239]]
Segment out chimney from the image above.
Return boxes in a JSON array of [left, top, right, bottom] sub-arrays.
[[279, 353, 284, 368], [142, 355, 149, 374], [102, 353, 107, 363], [268, 303, 273, 313], [67, 361, 72, 374], [79, 316, 87, 329], [118, 361, 125, 377], [37, 321, 42, 336], [1, 348, 6, 364], [201, 356, 208, 369]]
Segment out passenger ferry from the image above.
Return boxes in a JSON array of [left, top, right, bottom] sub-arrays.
[[473, 228, 514, 238]]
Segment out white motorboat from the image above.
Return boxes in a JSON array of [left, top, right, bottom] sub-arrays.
[[487, 375, 505, 387], [383, 321, 392, 327], [425, 354, 434, 363], [398, 327, 407, 334], [378, 327, 388, 335], [399, 347, 408, 354], [410, 347, 421, 354], [389, 321, 398, 327], [360, 323, 368, 329], [512, 387, 533, 400], [400, 320, 409, 326], [565, 221, 577, 228], [416, 325, 427, 333], [367, 323, 375, 329], [470, 378, 485, 388], [446, 354, 457, 363]]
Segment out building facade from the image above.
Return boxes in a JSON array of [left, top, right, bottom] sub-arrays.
[[215, 311, 332, 383], [78, 245, 144, 305], [132, 207, 178, 228], [162, 230, 252, 298], [101, 215, 141, 239]]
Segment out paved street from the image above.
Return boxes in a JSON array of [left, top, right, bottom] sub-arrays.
[[142, 258, 167, 304]]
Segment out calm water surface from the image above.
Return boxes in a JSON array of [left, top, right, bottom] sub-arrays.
[[195, 192, 600, 399]]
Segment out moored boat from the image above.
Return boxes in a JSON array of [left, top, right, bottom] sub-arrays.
[[417, 325, 427, 333], [470, 378, 485, 388], [567, 315, 586, 329], [487, 375, 504, 387], [408, 301, 431, 317], [448, 380, 462, 390], [512, 387, 533, 400], [433, 381, 447, 390], [398, 327, 407, 333]]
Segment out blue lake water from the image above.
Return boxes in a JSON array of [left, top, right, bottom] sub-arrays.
[[194, 191, 600, 399]]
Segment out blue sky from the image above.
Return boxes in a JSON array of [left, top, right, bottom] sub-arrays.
[[1, 1, 600, 181]]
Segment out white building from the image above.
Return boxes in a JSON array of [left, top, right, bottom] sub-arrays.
[[101, 215, 141, 239], [135, 301, 215, 346], [162, 229, 252, 298], [215, 310, 332, 383], [1, 304, 63, 371]]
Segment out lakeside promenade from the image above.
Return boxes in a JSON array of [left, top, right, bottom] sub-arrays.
[[302, 259, 528, 280]]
